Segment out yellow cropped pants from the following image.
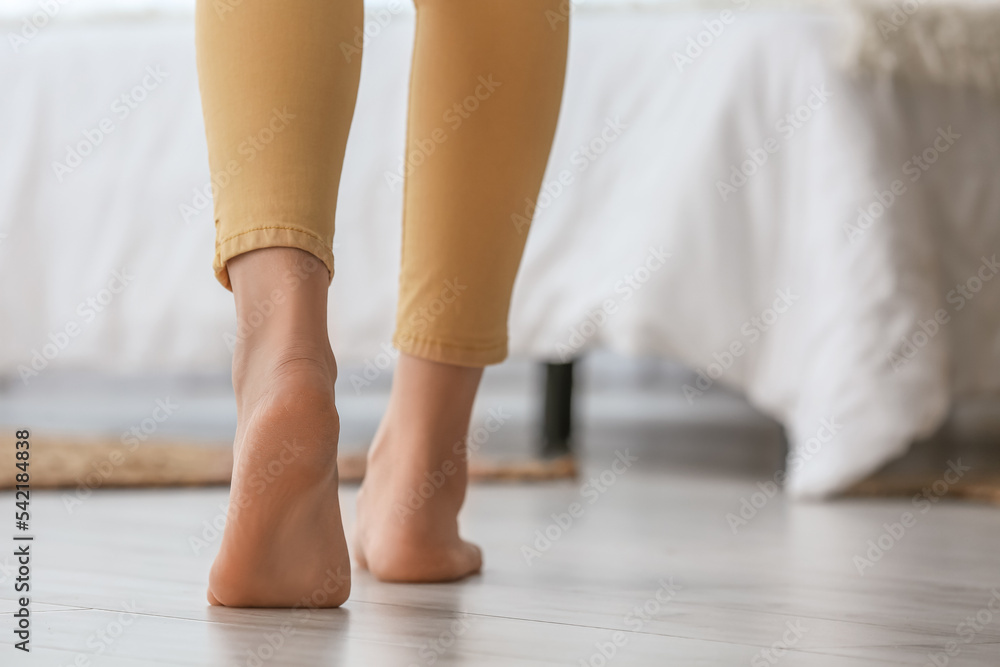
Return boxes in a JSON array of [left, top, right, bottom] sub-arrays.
[[195, 0, 568, 366]]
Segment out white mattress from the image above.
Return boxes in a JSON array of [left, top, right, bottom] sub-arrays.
[[2, 3, 1000, 498]]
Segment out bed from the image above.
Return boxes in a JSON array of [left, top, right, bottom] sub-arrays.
[[2, 0, 999, 498]]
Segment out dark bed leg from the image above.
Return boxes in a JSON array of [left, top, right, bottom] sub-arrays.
[[541, 360, 575, 458]]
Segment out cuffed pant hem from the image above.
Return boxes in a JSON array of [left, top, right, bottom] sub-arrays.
[[213, 225, 335, 291], [393, 331, 507, 368]]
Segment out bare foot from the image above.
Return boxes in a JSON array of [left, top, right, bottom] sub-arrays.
[[207, 248, 350, 608], [354, 354, 483, 582]]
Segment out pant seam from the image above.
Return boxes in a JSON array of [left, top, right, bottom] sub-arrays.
[[213, 225, 334, 291], [396, 331, 506, 352], [217, 224, 328, 247], [394, 331, 508, 368]]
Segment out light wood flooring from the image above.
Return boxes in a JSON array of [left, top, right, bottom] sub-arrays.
[[2, 461, 999, 665]]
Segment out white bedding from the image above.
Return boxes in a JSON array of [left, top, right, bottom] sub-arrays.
[[2, 1, 1000, 498]]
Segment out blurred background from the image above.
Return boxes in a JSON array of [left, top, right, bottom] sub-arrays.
[[3, 0, 1000, 499]]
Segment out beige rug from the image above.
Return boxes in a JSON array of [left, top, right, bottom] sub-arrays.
[[0, 434, 577, 490], [5, 435, 997, 503]]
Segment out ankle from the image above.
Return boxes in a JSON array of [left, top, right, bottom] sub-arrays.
[[229, 248, 329, 331], [366, 354, 482, 470], [368, 414, 467, 468], [227, 248, 335, 395], [229, 247, 329, 299], [384, 354, 483, 433]]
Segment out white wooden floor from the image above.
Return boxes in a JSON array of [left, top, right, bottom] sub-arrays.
[[3, 464, 1000, 666]]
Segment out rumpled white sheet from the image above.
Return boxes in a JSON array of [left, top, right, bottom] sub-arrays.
[[1, 2, 999, 498]]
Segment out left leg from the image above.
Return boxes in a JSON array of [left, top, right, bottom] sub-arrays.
[[195, 0, 362, 607]]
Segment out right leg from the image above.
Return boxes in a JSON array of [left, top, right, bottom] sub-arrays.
[[354, 0, 569, 582], [195, 0, 361, 607]]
